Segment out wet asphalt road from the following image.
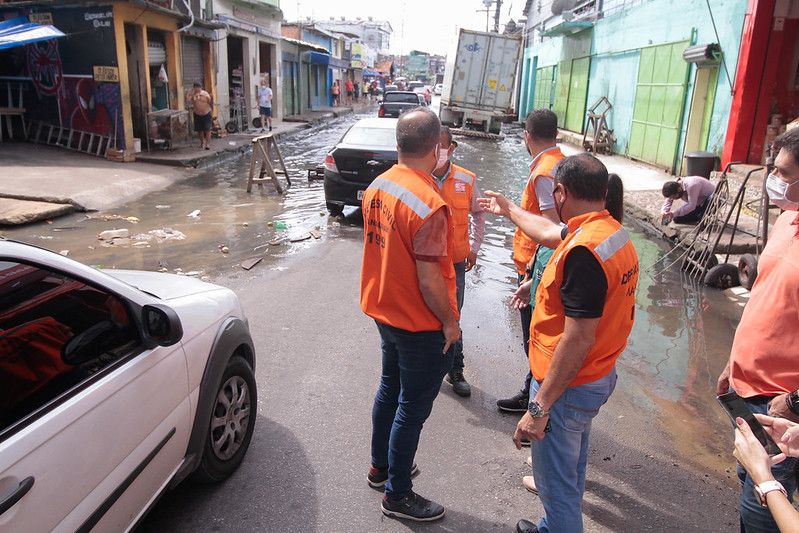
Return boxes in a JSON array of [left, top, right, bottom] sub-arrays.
[[132, 115, 743, 530], [4, 106, 746, 531]]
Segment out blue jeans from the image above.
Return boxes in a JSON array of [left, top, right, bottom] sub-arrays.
[[371, 321, 454, 500], [451, 260, 466, 372], [530, 369, 617, 533], [737, 395, 797, 533]]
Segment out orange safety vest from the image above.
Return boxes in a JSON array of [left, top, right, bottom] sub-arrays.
[[513, 146, 565, 274], [436, 163, 476, 264], [360, 165, 459, 332], [529, 210, 638, 386]]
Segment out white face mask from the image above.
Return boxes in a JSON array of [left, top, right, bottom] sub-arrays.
[[436, 149, 450, 168], [766, 173, 799, 211]]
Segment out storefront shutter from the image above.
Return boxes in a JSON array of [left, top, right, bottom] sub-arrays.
[[182, 36, 205, 88]]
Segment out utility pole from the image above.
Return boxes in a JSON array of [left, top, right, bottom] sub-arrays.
[[480, 0, 503, 33]]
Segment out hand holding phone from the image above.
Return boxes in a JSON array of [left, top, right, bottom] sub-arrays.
[[718, 392, 782, 456]]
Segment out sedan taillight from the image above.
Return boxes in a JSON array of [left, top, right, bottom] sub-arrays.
[[378, 106, 384, 117], [324, 153, 338, 173]]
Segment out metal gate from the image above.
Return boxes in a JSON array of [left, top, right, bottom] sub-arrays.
[[533, 65, 555, 110], [553, 57, 590, 133], [628, 41, 690, 172], [182, 36, 205, 88]]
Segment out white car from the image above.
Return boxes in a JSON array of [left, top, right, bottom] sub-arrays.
[[0, 239, 256, 532], [434, 83, 443, 95]]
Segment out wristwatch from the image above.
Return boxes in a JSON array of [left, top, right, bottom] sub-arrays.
[[787, 390, 799, 416], [528, 399, 550, 418], [754, 480, 787, 507]]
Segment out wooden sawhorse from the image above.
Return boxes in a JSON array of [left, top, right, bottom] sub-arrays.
[[247, 134, 292, 193]]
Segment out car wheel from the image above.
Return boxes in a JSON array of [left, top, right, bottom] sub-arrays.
[[327, 202, 344, 217], [192, 355, 256, 483]]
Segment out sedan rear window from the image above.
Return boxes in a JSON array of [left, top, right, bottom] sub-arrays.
[[342, 127, 396, 149], [384, 93, 420, 104]]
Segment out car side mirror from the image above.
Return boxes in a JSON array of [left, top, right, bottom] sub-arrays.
[[142, 304, 183, 347]]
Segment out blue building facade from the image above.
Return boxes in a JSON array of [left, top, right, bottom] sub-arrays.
[[518, 0, 753, 174]]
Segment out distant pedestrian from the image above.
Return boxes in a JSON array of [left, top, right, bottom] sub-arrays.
[[661, 175, 715, 224], [345, 79, 354, 104], [363, 81, 370, 101], [189, 82, 213, 150], [361, 107, 459, 522], [331, 81, 340, 107], [257, 79, 273, 132], [354, 81, 360, 102]]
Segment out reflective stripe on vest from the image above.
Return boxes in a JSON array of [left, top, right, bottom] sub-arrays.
[[370, 177, 433, 220]]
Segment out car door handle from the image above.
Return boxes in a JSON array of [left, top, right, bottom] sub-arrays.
[[0, 476, 34, 515]]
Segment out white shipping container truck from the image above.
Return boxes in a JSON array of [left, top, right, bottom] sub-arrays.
[[440, 29, 522, 135]]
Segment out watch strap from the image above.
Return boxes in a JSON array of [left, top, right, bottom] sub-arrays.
[[754, 480, 787, 507], [788, 390, 799, 416]]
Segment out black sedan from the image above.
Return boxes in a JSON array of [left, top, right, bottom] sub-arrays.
[[323, 117, 398, 216]]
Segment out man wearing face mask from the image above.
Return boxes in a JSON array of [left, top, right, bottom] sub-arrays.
[[361, 107, 460, 522], [479, 154, 639, 533], [717, 127, 799, 532], [497, 109, 564, 415], [432, 126, 486, 397]]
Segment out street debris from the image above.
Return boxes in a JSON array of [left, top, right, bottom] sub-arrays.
[[242, 222, 249, 227], [59, 250, 69, 256], [241, 257, 262, 270], [219, 244, 230, 253], [253, 243, 269, 252], [289, 233, 311, 242], [98, 229, 129, 240], [187, 209, 201, 218], [310, 230, 321, 239]]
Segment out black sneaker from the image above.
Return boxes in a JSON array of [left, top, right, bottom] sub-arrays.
[[381, 491, 445, 522], [367, 463, 418, 488], [445, 372, 471, 397], [516, 518, 539, 533], [497, 391, 529, 413]]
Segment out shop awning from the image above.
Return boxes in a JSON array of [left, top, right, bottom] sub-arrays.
[[540, 20, 592, 37], [0, 17, 65, 50]]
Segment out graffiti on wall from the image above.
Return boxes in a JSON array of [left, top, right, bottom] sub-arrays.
[[57, 77, 119, 137], [26, 39, 63, 96]]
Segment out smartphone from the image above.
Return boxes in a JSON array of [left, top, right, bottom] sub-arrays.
[[717, 392, 782, 456]]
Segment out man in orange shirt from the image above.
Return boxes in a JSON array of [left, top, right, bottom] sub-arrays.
[[497, 109, 564, 414], [432, 126, 486, 397], [361, 107, 459, 522], [717, 127, 799, 532], [480, 154, 639, 533]]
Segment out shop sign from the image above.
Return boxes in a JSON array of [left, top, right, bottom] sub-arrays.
[[94, 66, 120, 83], [28, 13, 53, 25], [84, 11, 112, 29]]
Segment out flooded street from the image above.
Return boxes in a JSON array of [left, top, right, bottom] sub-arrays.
[[6, 107, 742, 477]]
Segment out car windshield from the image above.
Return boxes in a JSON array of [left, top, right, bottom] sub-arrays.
[[385, 93, 420, 103], [342, 126, 396, 148]]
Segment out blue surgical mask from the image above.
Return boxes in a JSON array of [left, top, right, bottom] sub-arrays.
[[766, 173, 799, 211]]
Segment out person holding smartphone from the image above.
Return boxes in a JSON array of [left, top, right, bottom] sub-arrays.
[[717, 127, 799, 532], [735, 414, 799, 532]]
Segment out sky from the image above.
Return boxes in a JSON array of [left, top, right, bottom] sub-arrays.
[[278, 0, 525, 56]]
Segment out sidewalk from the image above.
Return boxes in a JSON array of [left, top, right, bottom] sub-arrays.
[[0, 100, 374, 225]]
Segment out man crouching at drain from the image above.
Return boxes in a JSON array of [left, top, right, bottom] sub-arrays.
[[478, 153, 639, 533]]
